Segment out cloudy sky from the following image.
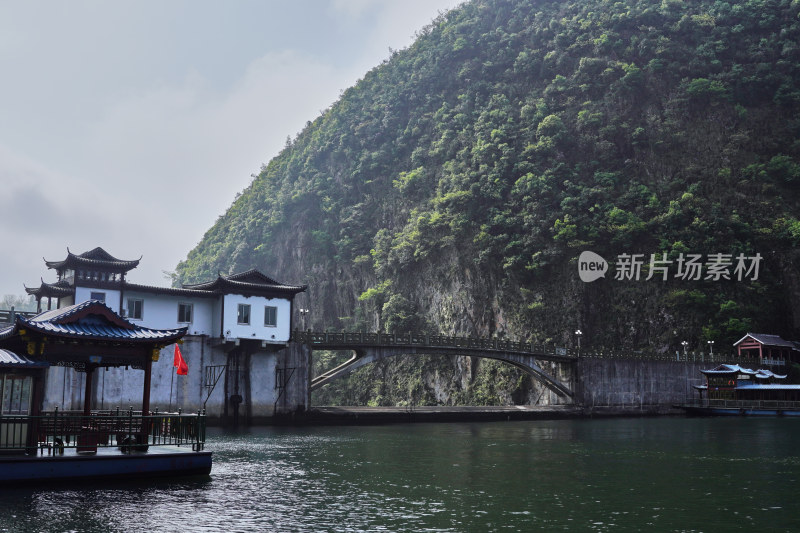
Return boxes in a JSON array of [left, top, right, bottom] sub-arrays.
[[0, 0, 463, 299]]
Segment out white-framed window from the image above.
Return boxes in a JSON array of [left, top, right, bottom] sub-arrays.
[[264, 306, 277, 327], [237, 303, 251, 325], [90, 291, 106, 302], [178, 302, 193, 323], [127, 298, 143, 320]]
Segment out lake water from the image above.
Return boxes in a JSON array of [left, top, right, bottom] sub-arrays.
[[1, 417, 799, 532]]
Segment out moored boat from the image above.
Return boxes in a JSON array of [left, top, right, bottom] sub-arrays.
[[0, 301, 211, 483], [679, 363, 800, 416]]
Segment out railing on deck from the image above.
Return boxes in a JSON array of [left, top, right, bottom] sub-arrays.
[[293, 330, 746, 363], [0, 407, 206, 455], [682, 398, 800, 411]]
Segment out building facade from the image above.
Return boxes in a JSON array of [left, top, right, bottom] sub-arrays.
[[25, 247, 311, 424]]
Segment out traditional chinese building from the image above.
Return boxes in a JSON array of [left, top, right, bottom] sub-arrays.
[[685, 363, 800, 415], [22, 247, 311, 424], [733, 333, 800, 366], [26, 247, 306, 345]]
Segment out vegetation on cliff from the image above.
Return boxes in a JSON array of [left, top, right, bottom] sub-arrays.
[[177, 0, 800, 405]]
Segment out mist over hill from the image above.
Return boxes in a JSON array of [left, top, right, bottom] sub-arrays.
[[177, 0, 800, 405]]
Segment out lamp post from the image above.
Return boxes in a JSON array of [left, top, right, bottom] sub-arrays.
[[707, 340, 714, 360], [299, 308, 309, 331], [681, 340, 689, 361], [575, 329, 582, 357]]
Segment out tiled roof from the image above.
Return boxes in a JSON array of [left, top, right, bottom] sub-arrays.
[[736, 383, 800, 390], [25, 279, 73, 297], [734, 333, 799, 348], [183, 269, 306, 296], [0, 348, 48, 368], [700, 364, 787, 380], [123, 282, 217, 298], [8, 300, 185, 343], [44, 247, 140, 272]]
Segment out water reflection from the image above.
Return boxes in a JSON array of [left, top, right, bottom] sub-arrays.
[[1, 418, 800, 531]]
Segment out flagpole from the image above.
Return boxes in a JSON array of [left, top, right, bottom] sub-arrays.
[[169, 370, 174, 412]]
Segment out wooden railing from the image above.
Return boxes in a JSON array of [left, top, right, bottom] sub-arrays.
[[0, 407, 206, 455], [293, 330, 750, 363], [682, 398, 800, 410]]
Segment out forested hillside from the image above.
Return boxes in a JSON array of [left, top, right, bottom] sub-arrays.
[[177, 0, 800, 405]]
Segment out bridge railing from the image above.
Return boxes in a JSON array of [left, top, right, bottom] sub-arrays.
[[293, 330, 755, 364], [294, 330, 560, 356]]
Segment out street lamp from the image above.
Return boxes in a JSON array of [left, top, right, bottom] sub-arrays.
[[707, 340, 714, 358], [575, 329, 582, 356], [681, 340, 689, 361], [299, 308, 309, 331]]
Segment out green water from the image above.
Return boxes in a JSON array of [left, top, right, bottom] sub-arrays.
[[1, 417, 799, 532]]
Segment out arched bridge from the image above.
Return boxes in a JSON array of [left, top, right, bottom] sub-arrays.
[[293, 331, 576, 399]]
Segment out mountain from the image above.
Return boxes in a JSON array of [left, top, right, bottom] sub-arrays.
[[176, 0, 800, 405]]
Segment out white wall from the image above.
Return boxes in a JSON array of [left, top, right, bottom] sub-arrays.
[[222, 293, 292, 344], [123, 290, 215, 336], [75, 286, 121, 311], [72, 284, 291, 343]]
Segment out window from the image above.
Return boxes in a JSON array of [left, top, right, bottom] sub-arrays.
[[1, 375, 32, 415], [127, 298, 143, 320], [178, 303, 193, 323], [90, 291, 106, 302], [264, 306, 277, 327], [237, 304, 251, 325]]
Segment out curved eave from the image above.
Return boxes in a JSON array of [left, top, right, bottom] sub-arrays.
[[45, 253, 140, 273], [18, 321, 187, 344], [28, 300, 134, 328], [0, 348, 49, 368], [25, 281, 74, 298], [183, 277, 306, 296]]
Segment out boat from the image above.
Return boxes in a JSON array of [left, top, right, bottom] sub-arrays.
[[0, 301, 211, 483], [679, 363, 800, 416]]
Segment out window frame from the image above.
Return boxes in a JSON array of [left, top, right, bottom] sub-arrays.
[[127, 297, 143, 320], [177, 302, 193, 324], [237, 303, 251, 325], [90, 291, 106, 302], [264, 305, 277, 327]]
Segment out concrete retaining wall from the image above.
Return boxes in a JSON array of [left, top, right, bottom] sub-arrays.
[[574, 358, 708, 408]]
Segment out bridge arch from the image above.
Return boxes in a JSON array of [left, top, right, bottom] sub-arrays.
[[299, 332, 575, 399]]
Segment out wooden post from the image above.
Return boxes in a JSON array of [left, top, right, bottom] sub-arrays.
[[83, 366, 94, 416], [142, 356, 152, 416]]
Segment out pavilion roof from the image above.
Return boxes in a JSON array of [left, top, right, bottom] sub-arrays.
[[182, 269, 307, 297], [44, 247, 140, 273], [734, 333, 800, 349], [0, 300, 185, 344], [700, 364, 787, 380], [0, 348, 49, 368], [24, 279, 73, 298]]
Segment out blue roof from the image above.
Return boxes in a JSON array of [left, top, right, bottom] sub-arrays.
[[700, 364, 787, 379], [2, 300, 185, 343], [736, 383, 800, 390], [0, 348, 48, 368]]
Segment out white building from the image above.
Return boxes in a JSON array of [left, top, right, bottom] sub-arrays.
[[26, 247, 307, 346], [24, 248, 312, 423]]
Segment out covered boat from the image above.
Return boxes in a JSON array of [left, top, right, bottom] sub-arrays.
[[682, 363, 800, 416], [0, 300, 211, 483]]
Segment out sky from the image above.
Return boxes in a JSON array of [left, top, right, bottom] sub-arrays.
[[0, 0, 463, 299]]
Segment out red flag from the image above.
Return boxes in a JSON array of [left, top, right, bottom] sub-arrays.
[[174, 344, 188, 375]]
